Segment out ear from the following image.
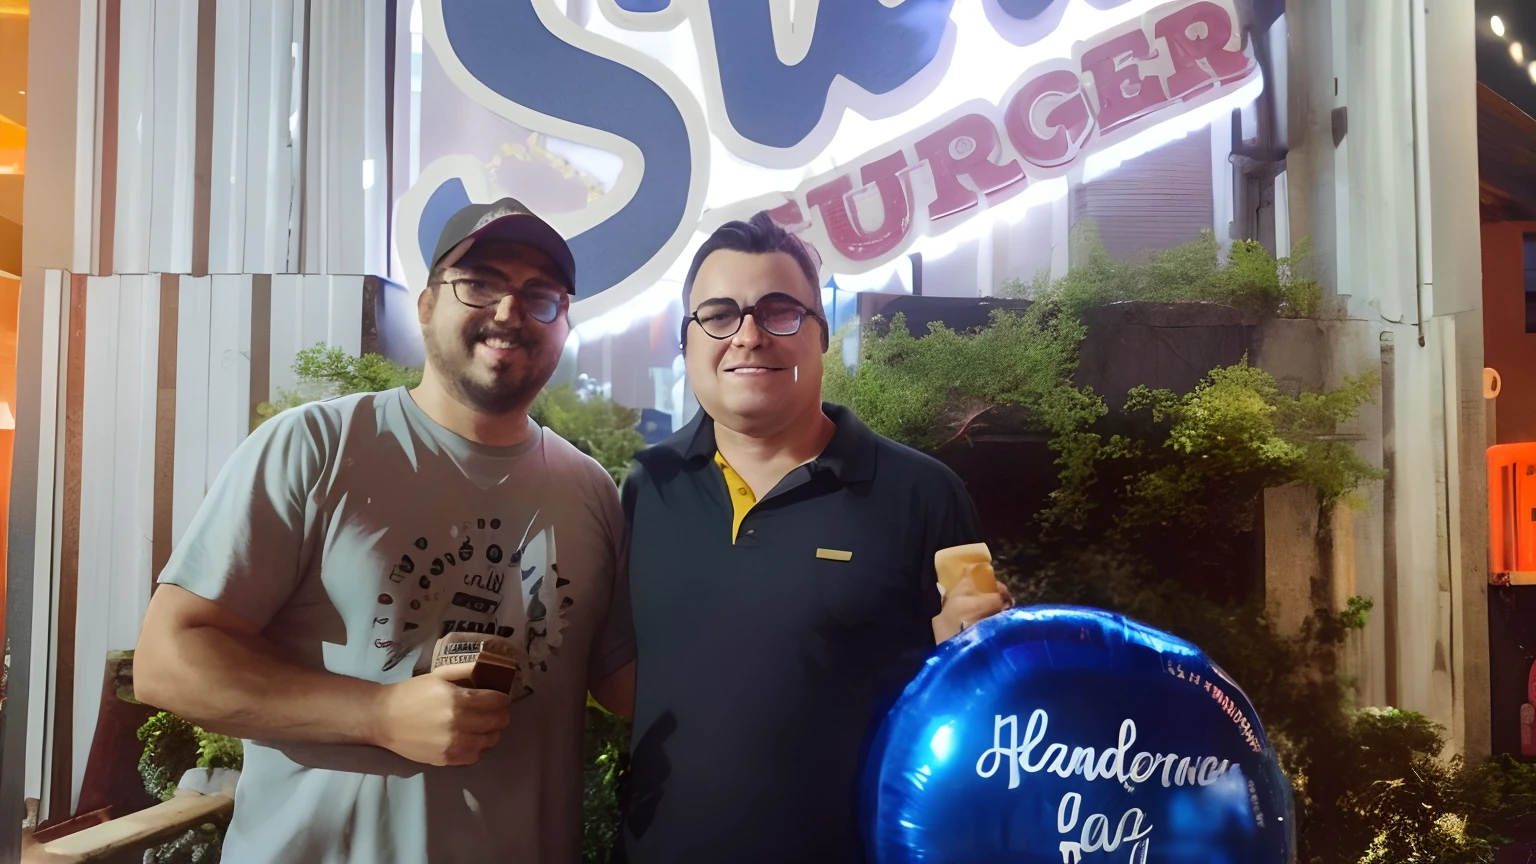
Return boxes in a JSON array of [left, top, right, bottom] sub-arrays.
[[417, 285, 437, 325]]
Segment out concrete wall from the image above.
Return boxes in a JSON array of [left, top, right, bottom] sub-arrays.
[[1281, 0, 1489, 759], [1482, 222, 1536, 445]]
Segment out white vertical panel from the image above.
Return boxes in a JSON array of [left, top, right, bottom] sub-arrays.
[[147, 0, 200, 273], [171, 277, 212, 548], [238, 275, 253, 429], [283, 0, 307, 272], [1274, 171, 1291, 260], [239, 0, 280, 273], [1049, 195, 1070, 279], [304, 0, 385, 276], [74, 1, 100, 275], [242, 0, 302, 274], [269, 274, 303, 400], [119, 279, 161, 650], [114, 0, 157, 275], [362, 0, 387, 276], [205, 276, 253, 483], [1209, 111, 1234, 257], [209, 0, 252, 274], [328, 275, 365, 357], [300, 275, 333, 351], [73, 278, 123, 811], [27, 272, 66, 805]]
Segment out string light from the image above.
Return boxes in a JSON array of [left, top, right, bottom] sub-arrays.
[[1491, 13, 1536, 84]]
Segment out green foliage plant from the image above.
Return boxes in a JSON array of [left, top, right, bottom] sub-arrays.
[[255, 344, 423, 426], [529, 385, 646, 485], [1103, 361, 1385, 537], [137, 711, 244, 802], [825, 225, 1366, 534], [137, 711, 244, 864]]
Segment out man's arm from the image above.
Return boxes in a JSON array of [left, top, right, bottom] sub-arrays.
[[924, 468, 1010, 643], [134, 585, 385, 744], [135, 585, 512, 765], [134, 404, 509, 766], [590, 660, 636, 720]]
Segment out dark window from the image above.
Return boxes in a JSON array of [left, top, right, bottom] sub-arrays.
[[1527, 233, 1536, 334]]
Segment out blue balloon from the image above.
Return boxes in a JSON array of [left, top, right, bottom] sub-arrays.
[[862, 606, 1294, 863]]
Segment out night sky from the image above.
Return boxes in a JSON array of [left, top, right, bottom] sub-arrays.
[[1476, 0, 1536, 120]]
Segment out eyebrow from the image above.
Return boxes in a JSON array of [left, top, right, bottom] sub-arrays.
[[452, 263, 565, 290]]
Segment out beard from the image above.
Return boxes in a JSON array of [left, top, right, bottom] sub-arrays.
[[423, 322, 557, 416]]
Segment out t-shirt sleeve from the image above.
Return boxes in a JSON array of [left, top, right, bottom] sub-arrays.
[[588, 463, 637, 682], [919, 466, 985, 619], [156, 407, 327, 631]]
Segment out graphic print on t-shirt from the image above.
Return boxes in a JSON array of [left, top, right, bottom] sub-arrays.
[[372, 511, 572, 698]]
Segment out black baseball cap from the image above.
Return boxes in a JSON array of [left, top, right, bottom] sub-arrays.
[[431, 197, 577, 294]]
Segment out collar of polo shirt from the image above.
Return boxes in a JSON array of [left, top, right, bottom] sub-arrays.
[[655, 402, 878, 484]]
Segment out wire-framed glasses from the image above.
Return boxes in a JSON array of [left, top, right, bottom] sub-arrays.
[[687, 292, 822, 340]]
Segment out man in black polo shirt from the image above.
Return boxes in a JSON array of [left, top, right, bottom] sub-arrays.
[[617, 212, 1009, 863]]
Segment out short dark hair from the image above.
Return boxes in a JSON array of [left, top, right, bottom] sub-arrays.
[[680, 211, 828, 351]]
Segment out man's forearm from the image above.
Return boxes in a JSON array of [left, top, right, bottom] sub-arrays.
[[136, 624, 386, 746], [590, 660, 636, 720]]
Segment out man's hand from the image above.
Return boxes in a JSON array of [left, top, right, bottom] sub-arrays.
[[374, 674, 512, 766], [932, 576, 1014, 643]]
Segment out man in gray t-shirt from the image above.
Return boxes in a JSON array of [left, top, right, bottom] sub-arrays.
[[134, 198, 635, 863]]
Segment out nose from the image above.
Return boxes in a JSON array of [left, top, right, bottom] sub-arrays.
[[731, 312, 768, 349], [493, 294, 521, 327]]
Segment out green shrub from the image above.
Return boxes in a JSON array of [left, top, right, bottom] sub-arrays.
[[530, 385, 646, 485], [1104, 360, 1385, 535], [137, 712, 243, 864], [137, 711, 244, 802], [1001, 224, 1322, 320], [583, 699, 632, 862], [255, 344, 423, 426]]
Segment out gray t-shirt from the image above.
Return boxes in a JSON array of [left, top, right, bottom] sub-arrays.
[[158, 387, 634, 863]]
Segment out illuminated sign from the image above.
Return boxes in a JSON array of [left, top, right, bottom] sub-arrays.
[[396, 0, 1263, 321]]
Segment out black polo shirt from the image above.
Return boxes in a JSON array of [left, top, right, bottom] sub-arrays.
[[616, 403, 982, 864]]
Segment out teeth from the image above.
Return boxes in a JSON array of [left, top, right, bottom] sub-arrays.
[[483, 338, 513, 350]]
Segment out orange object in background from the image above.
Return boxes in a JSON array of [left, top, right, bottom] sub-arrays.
[[1489, 443, 1536, 580]]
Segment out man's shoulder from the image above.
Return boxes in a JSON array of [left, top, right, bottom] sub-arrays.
[[259, 390, 389, 438], [625, 431, 692, 485], [866, 428, 965, 491], [538, 428, 624, 494]]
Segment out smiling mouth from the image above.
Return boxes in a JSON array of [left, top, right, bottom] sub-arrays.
[[725, 365, 786, 374], [472, 334, 525, 355]]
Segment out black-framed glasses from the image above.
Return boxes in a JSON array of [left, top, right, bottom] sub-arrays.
[[686, 293, 823, 341], [440, 276, 566, 324]]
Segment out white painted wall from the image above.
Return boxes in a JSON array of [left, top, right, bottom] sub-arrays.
[[7, 0, 385, 824]]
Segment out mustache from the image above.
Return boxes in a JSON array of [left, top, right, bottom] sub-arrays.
[[466, 329, 530, 350]]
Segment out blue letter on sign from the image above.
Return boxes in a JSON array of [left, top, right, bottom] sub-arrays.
[[433, 1, 696, 301], [707, 0, 955, 151]]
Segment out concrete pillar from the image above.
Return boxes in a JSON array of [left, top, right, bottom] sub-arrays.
[[1424, 0, 1490, 763], [1279, 0, 1489, 759]]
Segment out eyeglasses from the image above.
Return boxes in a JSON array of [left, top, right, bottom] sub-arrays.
[[439, 275, 566, 324], [686, 293, 823, 341]]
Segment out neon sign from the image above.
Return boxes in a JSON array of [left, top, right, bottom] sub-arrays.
[[713, 0, 1260, 275], [396, 0, 1263, 320]]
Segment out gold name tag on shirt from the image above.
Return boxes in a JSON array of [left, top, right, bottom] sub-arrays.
[[816, 548, 853, 562]]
